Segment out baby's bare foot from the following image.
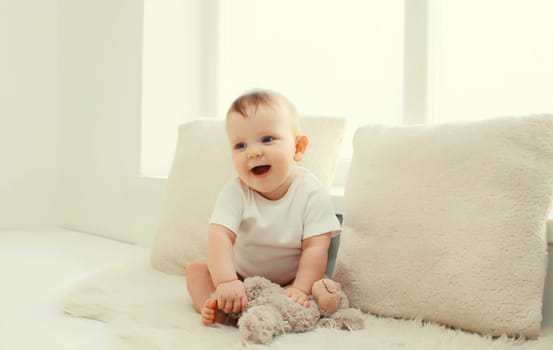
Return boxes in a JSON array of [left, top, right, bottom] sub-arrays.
[[201, 298, 218, 325], [201, 298, 230, 326]]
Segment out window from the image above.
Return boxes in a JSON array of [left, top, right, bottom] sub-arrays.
[[217, 0, 404, 163], [428, 0, 553, 123], [141, 0, 552, 179]]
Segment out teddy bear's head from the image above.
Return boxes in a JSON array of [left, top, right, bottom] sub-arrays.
[[242, 276, 281, 301]]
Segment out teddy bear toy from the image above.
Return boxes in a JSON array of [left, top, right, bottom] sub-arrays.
[[228, 276, 364, 345]]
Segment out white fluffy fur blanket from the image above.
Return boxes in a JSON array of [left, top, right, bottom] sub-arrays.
[[61, 261, 553, 349]]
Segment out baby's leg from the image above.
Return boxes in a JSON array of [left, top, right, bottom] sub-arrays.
[[185, 259, 225, 325]]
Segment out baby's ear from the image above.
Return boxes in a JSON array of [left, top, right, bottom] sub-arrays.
[[293, 135, 309, 161]]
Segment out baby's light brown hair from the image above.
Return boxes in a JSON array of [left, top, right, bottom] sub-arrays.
[[226, 89, 301, 135]]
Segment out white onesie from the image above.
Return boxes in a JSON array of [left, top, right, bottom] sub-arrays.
[[209, 167, 341, 285]]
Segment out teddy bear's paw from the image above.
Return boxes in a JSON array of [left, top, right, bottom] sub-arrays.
[[317, 308, 365, 331], [238, 305, 284, 345], [341, 308, 365, 330], [312, 279, 344, 314]]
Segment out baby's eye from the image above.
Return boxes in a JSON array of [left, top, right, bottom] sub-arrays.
[[234, 142, 247, 150], [261, 136, 274, 143]]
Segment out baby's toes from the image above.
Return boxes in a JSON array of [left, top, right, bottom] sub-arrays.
[[201, 299, 218, 325]]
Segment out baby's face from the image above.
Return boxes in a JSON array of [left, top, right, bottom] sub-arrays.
[[226, 103, 300, 200]]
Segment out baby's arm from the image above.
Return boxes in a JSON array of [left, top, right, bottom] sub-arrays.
[[207, 224, 248, 313], [285, 232, 332, 306]]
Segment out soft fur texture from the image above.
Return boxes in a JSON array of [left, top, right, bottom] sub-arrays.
[[335, 114, 553, 338], [234, 277, 320, 344], [61, 262, 553, 350], [229, 276, 363, 345], [61, 115, 553, 347], [151, 117, 345, 275]]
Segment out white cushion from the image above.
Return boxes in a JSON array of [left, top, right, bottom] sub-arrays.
[[151, 117, 345, 275], [335, 114, 553, 338]]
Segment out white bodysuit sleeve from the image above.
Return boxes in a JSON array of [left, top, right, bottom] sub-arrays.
[[209, 178, 244, 235], [302, 188, 342, 239]]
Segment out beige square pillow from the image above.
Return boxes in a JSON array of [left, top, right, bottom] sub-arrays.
[[151, 117, 345, 275], [335, 114, 553, 338]]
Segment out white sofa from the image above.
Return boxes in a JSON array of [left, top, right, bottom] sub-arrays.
[[4, 116, 553, 349]]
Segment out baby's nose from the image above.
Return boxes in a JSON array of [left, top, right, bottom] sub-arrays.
[[248, 149, 262, 159]]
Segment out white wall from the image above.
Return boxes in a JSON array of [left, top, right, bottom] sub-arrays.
[[0, 0, 59, 228], [57, 0, 148, 242], [0, 0, 163, 244]]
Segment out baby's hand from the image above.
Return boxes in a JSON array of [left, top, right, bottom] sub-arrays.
[[215, 280, 248, 314], [284, 285, 310, 308]]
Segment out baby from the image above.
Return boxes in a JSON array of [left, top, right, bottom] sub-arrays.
[[185, 89, 341, 325]]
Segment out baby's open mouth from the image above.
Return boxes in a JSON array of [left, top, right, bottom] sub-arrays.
[[251, 165, 271, 175]]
